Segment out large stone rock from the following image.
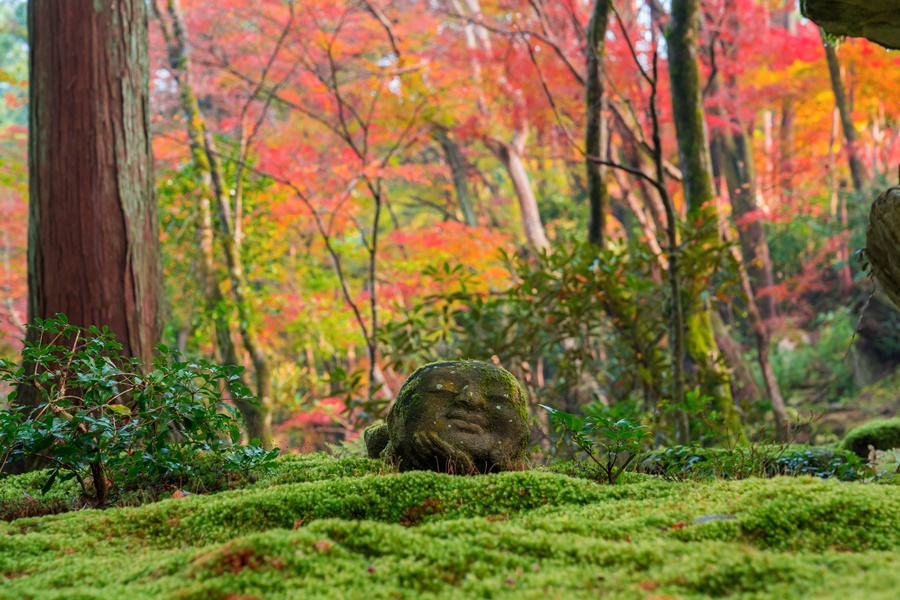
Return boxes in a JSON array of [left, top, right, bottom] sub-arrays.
[[867, 187, 900, 308], [802, 0, 900, 49], [365, 360, 530, 474]]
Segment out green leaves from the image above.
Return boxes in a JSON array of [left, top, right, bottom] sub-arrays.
[[542, 404, 651, 485], [106, 404, 132, 417], [0, 315, 279, 503], [40, 469, 59, 496]]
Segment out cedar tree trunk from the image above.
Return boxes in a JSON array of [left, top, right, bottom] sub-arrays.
[[27, 0, 161, 363], [714, 124, 777, 318]]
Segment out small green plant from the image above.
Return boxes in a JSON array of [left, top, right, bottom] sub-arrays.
[[541, 405, 651, 484], [0, 315, 279, 505]]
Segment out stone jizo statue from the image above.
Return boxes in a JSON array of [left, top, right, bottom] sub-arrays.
[[365, 360, 529, 474]]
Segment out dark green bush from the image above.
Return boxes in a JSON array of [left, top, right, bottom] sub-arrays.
[[842, 418, 900, 458], [0, 315, 279, 506]]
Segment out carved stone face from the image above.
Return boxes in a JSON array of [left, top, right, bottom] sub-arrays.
[[373, 361, 529, 474]]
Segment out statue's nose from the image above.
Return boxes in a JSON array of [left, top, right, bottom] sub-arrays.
[[455, 387, 486, 409]]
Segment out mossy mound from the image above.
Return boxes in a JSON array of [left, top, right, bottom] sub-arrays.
[[842, 417, 900, 457], [3, 454, 900, 598]]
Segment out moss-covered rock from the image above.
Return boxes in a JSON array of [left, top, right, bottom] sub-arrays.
[[375, 361, 530, 474], [842, 417, 900, 457], [802, 0, 900, 50], [364, 422, 390, 459], [866, 187, 900, 308]]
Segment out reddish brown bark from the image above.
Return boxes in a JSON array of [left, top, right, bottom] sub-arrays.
[[27, 0, 161, 364]]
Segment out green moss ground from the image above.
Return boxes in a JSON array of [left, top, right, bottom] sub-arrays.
[[2, 454, 900, 599]]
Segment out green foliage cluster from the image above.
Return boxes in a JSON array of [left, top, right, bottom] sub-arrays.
[[638, 444, 866, 482], [842, 418, 900, 458], [0, 316, 279, 505], [541, 404, 869, 483], [542, 406, 650, 484], [2, 454, 900, 598]]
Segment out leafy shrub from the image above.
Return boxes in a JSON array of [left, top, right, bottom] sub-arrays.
[[638, 444, 864, 481], [0, 315, 279, 505], [541, 404, 651, 484], [842, 417, 900, 458]]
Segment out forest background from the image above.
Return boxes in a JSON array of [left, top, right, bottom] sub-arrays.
[[1, 0, 899, 456]]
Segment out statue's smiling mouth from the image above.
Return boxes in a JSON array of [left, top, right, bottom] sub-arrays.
[[445, 410, 486, 433]]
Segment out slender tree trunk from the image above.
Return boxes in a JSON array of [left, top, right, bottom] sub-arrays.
[[436, 129, 478, 226], [152, 0, 273, 447], [729, 237, 789, 439], [829, 108, 840, 218], [711, 310, 762, 406], [449, 0, 548, 253], [612, 169, 665, 271], [714, 123, 777, 318], [762, 111, 775, 203], [460, 0, 492, 51], [667, 0, 746, 444], [620, 136, 668, 232], [777, 0, 797, 202], [780, 97, 796, 202], [712, 120, 787, 437], [828, 107, 854, 293], [486, 126, 551, 253], [823, 36, 866, 194], [585, 0, 611, 246], [706, 16, 781, 438], [211, 144, 275, 448], [27, 0, 162, 365]]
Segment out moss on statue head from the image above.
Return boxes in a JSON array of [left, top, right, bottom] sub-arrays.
[[391, 360, 525, 412]]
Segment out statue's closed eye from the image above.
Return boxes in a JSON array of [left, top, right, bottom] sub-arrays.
[[424, 389, 457, 400]]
